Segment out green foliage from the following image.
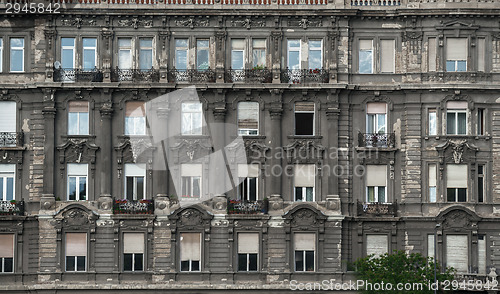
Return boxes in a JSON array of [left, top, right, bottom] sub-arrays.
[[354, 250, 455, 294]]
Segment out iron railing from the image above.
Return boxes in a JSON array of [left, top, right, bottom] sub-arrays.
[[0, 201, 24, 216], [281, 68, 329, 84], [168, 69, 216, 83], [358, 132, 395, 148], [228, 199, 268, 214], [111, 68, 160, 83], [225, 69, 272, 83], [0, 132, 23, 148], [53, 68, 103, 82], [357, 200, 396, 217], [351, 0, 400, 5], [113, 199, 154, 214]]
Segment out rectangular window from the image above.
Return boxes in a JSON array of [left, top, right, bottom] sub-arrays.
[[65, 233, 87, 272], [366, 165, 387, 203], [478, 108, 485, 136], [10, 38, 24, 72], [118, 38, 132, 69], [0, 101, 16, 134], [125, 102, 146, 136], [295, 102, 314, 136], [237, 233, 258, 272], [252, 39, 266, 68], [139, 38, 153, 70], [61, 38, 76, 70], [308, 40, 322, 70], [429, 164, 437, 203], [478, 38, 485, 72], [287, 40, 301, 70], [446, 101, 467, 135], [429, 109, 437, 136], [181, 164, 202, 198], [237, 102, 259, 135], [427, 234, 435, 259], [181, 102, 203, 135], [446, 38, 467, 72], [294, 233, 315, 272], [428, 37, 436, 72], [123, 233, 144, 272], [237, 164, 259, 201], [180, 233, 201, 272], [366, 103, 387, 134], [446, 164, 467, 202], [67, 164, 88, 201], [478, 164, 485, 203], [175, 39, 188, 70], [0, 234, 14, 273], [446, 235, 468, 273], [68, 101, 89, 135], [231, 39, 245, 70], [366, 234, 388, 258], [478, 235, 486, 275], [0, 165, 15, 201], [82, 38, 97, 71], [196, 40, 209, 70], [294, 164, 315, 202], [359, 39, 373, 74], [125, 164, 146, 201], [380, 39, 395, 73]]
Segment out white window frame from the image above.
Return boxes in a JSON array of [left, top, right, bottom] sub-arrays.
[[0, 234, 14, 273], [67, 164, 88, 201], [237, 101, 259, 136], [65, 233, 87, 272], [446, 109, 467, 135], [175, 39, 189, 70], [0, 165, 15, 201], [359, 39, 373, 74], [287, 39, 301, 70], [180, 233, 201, 272], [478, 164, 485, 203], [139, 38, 153, 71], [82, 38, 97, 71], [428, 109, 437, 136], [61, 37, 76, 70], [196, 39, 210, 71], [10, 38, 24, 73], [68, 101, 89, 136], [124, 164, 146, 201], [125, 102, 146, 136], [0, 38, 3, 73], [231, 39, 245, 70], [294, 186, 314, 202], [251, 39, 266, 68], [181, 102, 203, 135], [366, 186, 387, 203], [307, 39, 323, 70], [181, 176, 201, 198], [118, 38, 133, 70], [238, 177, 258, 201], [379, 39, 396, 74], [294, 103, 315, 136], [446, 38, 467, 72]]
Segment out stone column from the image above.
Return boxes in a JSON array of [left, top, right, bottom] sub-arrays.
[[154, 107, 170, 197], [41, 90, 56, 209], [98, 101, 113, 210], [215, 30, 227, 83], [271, 31, 282, 84], [326, 92, 340, 198], [101, 29, 114, 83], [159, 30, 170, 83], [268, 96, 283, 197], [44, 29, 56, 82]]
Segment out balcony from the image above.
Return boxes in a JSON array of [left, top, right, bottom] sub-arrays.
[[227, 199, 268, 215], [110, 68, 160, 83], [225, 69, 272, 84], [0, 201, 24, 216], [0, 132, 23, 148], [358, 132, 395, 148], [113, 199, 154, 215], [53, 68, 103, 83], [357, 200, 396, 217], [351, 0, 400, 5], [168, 69, 216, 83], [281, 69, 329, 84]]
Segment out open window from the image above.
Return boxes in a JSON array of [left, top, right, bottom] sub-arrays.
[[237, 233, 258, 272]]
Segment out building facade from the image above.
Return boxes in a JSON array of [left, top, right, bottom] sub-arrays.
[[0, 0, 499, 292]]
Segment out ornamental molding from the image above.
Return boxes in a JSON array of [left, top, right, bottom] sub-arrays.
[[437, 207, 480, 231], [170, 139, 212, 163], [174, 17, 209, 29], [117, 17, 153, 29], [57, 138, 99, 178], [283, 139, 325, 164], [169, 206, 213, 231], [288, 17, 322, 29], [435, 139, 478, 164], [230, 17, 266, 29], [283, 205, 326, 232], [61, 16, 97, 28]]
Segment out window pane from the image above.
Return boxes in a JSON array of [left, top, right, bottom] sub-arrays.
[[191, 260, 200, 271], [62, 48, 74, 69], [429, 111, 437, 135], [79, 112, 89, 135], [378, 187, 386, 203], [83, 49, 96, 71], [249, 178, 257, 201], [478, 177, 484, 203], [377, 114, 386, 134], [305, 251, 314, 271], [295, 113, 314, 135], [134, 253, 143, 271], [193, 177, 200, 198], [79, 177, 87, 201], [10, 49, 23, 72], [446, 61, 455, 72], [0, 179, 3, 200], [308, 50, 322, 69], [68, 177, 77, 200], [458, 188, 467, 202], [295, 251, 304, 271], [136, 117, 146, 135], [197, 49, 209, 70], [447, 188, 456, 202], [125, 117, 134, 135], [252, 49, 266, 67], [295, 187, 302, 201], [447, 113, 456, 135], [248, 253, 258, 271], [119, 50, 132, 69], [3, 258, 12, 273], [231, 51, 244, 70], [429, 187, 436, 203], [139, 49, 152, 70], [82, 38, 96, 47], [6, 178, 13, 201], [288, 51, 300, 69], [76, 256, 85, 271], [289, 40, 300, 48], [136, 177, 144, 199], [457, 112, 467, 135], [140, 39, 152, 48], [457, 61, 466, 72], [124, 253, 133, 271], [61, 38, 74, 47], [175, 50, 187, 70], [367, 187, 375, 202], [126, 177, 134, 201], [192, 112, 202, 134], [238, 254, 247, 271], [306, 187, 313, 201], [367, 114, 375, 133], [66, 256, 75, 271], [180, 260, 189, 271], [359, 50, 373, 74], [175, 39, 188, 47]]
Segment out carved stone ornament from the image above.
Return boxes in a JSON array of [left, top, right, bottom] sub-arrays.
[[54, 206, 97, 230], [175, 17, 209, 29], [284, 206, 326, 231], [435, 139, 478, 164], [170, 139, 212, 164], [61, 17, 97, 28], [169, 207, 212, 230], [284, 139, 325, 164], [288, 18, 322, 29], [57, 139, 99, 177], [231, 18, 266, 29], [117, 17, 153, 29]]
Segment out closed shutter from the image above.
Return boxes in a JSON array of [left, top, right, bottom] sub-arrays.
[[126, 102, 146, 118], [294, 233, 315, 251], [66, 233, 87, 256], [366, 103, 387, 114], [359, 40, 372, 51], [446, 38, 467, 60], [428, 38, 436, 72], [366, 234, 388, 258], [380, 40, 395, 73], [67, 164, 88, 176], [0, 164, 15, 173], [294, 165, 315, 187], [125, 163, 146, 177], [238, 233, 259, 254], [238, 102, 259, 129], [428, 234, 435, 259], [68, 101, 89, 113], [447, 164, 467, 188], [237, 164, 259, 178], [0, 234, 14, 258], [124, 233, 144, 254], [447, 101, 467, 109], [478, 38, 485, 72], [0, 101, 16, 132], [446, 235, 468, 273], [181, 164, 202, 177], [366, 165, 387, 186], [429, 164, 437, 187], [478, 236, 486, 275], [295, 102, 314, 112], [180, 233, 201, 261]]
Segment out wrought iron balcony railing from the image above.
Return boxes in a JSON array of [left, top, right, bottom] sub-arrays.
[[225, 69, 272, 83], [0, 132, 23, 148], [0, 201, 24, 216], [113, 199, 154, 215], [53, 68, 103, 83], [228, 199, 268, 215], [281, 68, 329, 84], [357, 200, 396, 217], [168, 69, 216, 83], [358, 132, 395, 148], [351, 0, 400, 5], [111, 68, 160, 83]]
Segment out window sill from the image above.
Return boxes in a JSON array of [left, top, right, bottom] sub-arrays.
[[287, 135, 323, 139]]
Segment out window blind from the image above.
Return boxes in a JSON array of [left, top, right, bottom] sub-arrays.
[[66, 233, 87, 256], [124, 233, 144, 254], [68, 101, 89, 113], [181, 164, 202, 177], [294, 165, 315, 187], [446, 38, 467, 60], [238, 233, 259, 254], [126, 102, 146, 117], [446, 235, 468, 273], [0, 101, 16, 132], [237, 164, 259, 178], [180, 233, 201, 261], [366, 165, 387, 186], [366, 234, 388, 258], [380, 40, 395, 73], [0, 234, 14, 258], [447, 164, 467, 188], [294, 233, 315, 251], [359, 40, 372, 51], [367, 103, 387, 114]]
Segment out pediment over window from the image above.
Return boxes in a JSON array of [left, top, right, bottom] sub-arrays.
[[169, 206, 213, 230], [436, 20, 479, 31], [436, 139, 478, 164], [170, 138, 212, 164], [284, 205, 326, 230], [57, 139, 99, 177], [54, 204, 98, 230], [115, 137, 155, 164], [226, 137, 270, 163], [283, 139, 325, 164], [437, 207, 480, 231]]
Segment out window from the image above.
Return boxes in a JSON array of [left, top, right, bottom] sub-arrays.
[[366, 165, 387, 203], [125, 102, 146, 136], [61, 38, 76, 70], [237, 164, 259, 201], [139, 38, 153, 70], [294, 164, 315, 202], [123, 233, 144, 272], [238, 233, 258, 272], [237, 102, 259, 135], [446, 164, 467, 202], [427, 234, 434, 259], [295, 102, 314, 136], [478, 235, 486, 275], [429, 164, 437, 203], [446, 101, 467, 135], [294, 233, 315, 272], [446, 38, 467, 72], [0, 235, 13, 273], [478, 38, 485, 72], [0, 165, 14, 201], [366, 103, 387, 134], [446, 235, 468, 273], [477, 108, 485, 136], [82, 38, 97, 71], [65, 233, 87, 272], [196, 40, 209, 70], [428, 109, 437, 136], [181, 164, 201, 198], [68, 101, 89, 135], [0, 101, 16, 136], [308, 40, 322, 69], [252, 39, 266, 68], [287, 40, 301, 70], [181, 102, 203, 135], [478, 164, 485, 203], [180, 233, 201, 272], [359, 39, 373, 74], [231, 39, 245, 70], [380, 40, 395, 73], [428, 37, 437, 72], [118, 38, 132, 69], [67, 164, 88, 201], [366, 234, 388, 258], [10, 38, 24, 72], [125, 164, 146, 200], [175, 39, 188, 70]]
